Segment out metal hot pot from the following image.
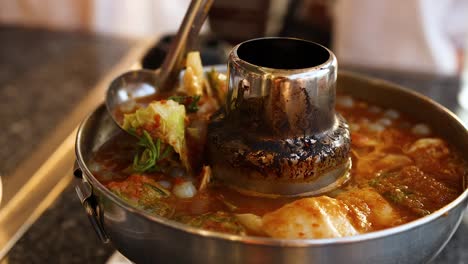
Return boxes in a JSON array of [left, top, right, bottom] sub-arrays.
[[74, 38, 468, 263]]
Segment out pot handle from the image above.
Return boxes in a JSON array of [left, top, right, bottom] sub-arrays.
[[74, 162, 109, 243]]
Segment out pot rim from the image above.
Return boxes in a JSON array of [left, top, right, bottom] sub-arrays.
[[230, 37, 336, 74], [75, 69, 468, 247]]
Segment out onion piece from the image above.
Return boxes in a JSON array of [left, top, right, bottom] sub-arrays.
[[377, 118, 392, 126], [384, 109, 400, 119], [337, 96, 354, 108], [173, 181, 197, 199], [411, 124, 431, 136], [198, 165, 212, 191], [367, 123, 385, 132]]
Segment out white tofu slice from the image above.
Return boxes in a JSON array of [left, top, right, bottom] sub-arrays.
[[338, 187, 400, 228], [262, 196, 360, 239]]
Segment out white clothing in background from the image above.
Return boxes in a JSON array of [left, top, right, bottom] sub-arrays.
[[94, 0, 199, 38], [0, 0, 208, 38], [333, 0, 467, 76]]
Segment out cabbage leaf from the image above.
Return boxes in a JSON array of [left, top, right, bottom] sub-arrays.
[[122, 100, 190, 171]]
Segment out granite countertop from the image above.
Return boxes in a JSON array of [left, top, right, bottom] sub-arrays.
[[0, 26, 136, 262], [1, 27, 466, 263], [0, 26, 135, 176]]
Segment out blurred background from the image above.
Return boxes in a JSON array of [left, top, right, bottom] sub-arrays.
[[0, 0, 467, 263], [0, 0, 466, 75]]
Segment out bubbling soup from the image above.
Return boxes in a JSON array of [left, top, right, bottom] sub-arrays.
[[89, 53, 466, 239]]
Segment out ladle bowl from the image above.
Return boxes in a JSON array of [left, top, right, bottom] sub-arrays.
[[106, 70, 159, 120], [105, 0, 213, 131]]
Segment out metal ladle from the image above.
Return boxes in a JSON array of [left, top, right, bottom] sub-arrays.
[[106, 0, 213, 129]]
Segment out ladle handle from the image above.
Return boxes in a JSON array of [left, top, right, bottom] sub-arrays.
[[158, 0, 214, 91], [186, 0, 214, 53]]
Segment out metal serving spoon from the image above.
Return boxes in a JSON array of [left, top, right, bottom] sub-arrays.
[[106, 0, 213, 129]]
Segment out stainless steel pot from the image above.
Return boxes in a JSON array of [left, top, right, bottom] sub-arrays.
[[74, 67, 468, 264]]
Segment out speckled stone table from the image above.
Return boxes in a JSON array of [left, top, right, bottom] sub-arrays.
[[1, 27, 466, 263], [0, 26, 135, 263], [7, 184, 115, 263], [0, 26, 135, 176]]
